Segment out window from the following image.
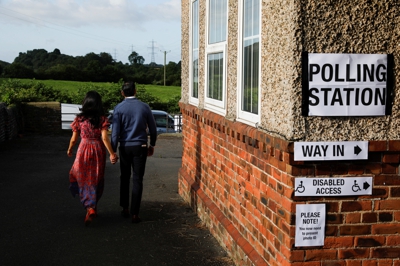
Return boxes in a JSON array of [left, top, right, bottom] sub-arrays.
[[190, 0, 199, 102], [208, 52, 224, 100], [238, 0, 261, 123], [208, 0, 227, 44], [205, 0, 227, 114]]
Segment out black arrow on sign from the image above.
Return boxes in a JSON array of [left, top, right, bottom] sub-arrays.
[[363, 182, 370, 190], [354, 145, 362, 155]]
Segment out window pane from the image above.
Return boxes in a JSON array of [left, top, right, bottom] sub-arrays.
[[209, 0, 227, 44], [192, 1, 199, 49], [208, 53, 223, 101], [241, 0, 259, 115], [192, 50, 199, 98], [242, 39, 259, 113]]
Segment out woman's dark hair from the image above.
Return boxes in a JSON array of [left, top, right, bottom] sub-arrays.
[[122, 81, 136, 97], [77, 91, 104, 128]]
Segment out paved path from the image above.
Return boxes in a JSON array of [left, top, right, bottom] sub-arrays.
[[0, 132, 233, 266]]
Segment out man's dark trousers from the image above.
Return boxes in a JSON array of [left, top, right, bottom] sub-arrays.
[[119, 145, 148, 215]]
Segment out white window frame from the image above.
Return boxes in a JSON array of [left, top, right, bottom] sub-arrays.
[[189, 0, 199, 106], [237, 0, 261, 126], [204, 0, 228, 116]]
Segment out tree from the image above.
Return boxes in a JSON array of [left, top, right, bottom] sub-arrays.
[[128, 51, 145, 65], [4, 63, 34, 79]]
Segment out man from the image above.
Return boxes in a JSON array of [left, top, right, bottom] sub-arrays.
[[111, 81, 157, 223]]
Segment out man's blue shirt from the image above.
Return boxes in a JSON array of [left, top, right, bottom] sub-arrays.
[[111, 97, 157, 152]]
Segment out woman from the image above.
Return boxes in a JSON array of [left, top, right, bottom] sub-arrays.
[[67, 91, 118, 226]]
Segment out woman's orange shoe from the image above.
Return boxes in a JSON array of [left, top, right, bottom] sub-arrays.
[[84, 208, 96, 226]]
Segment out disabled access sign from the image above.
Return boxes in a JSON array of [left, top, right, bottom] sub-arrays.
[[295, 177, 372, 196]]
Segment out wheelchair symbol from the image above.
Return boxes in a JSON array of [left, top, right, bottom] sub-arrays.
[[352, 180, 361, 192], [295, 181, 305, 193]]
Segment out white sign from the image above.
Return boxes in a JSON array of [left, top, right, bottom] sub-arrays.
[[295, 177, 372, 196], [295, 204, 326, 247], [294, 141, 368, 161], [307, 53, 388, 116]]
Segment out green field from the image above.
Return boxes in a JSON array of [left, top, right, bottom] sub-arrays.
[[0, 78, 181, 102]]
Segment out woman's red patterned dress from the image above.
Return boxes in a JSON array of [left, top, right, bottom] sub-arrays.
[[69, 116, 110, 209]]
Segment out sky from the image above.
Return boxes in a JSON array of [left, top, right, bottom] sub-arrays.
[[0, 0, 181, 65]]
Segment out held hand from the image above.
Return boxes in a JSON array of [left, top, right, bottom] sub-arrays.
[[110, 153, 119, 164], [147, 146, 154, 157]]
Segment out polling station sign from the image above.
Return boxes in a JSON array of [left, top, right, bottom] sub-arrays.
[[302, 53, 394, 116]]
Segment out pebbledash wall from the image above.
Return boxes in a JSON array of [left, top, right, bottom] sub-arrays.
[[179, 1, 400, 266]]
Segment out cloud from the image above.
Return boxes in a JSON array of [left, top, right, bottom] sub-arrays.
[[0, 0, 180, 29]]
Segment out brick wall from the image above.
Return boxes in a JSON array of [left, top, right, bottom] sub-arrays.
[[0, 103, 19, 142], [0, 102, 62, 144], [179, 102, 400, 266], [20, 102, 61, 134]]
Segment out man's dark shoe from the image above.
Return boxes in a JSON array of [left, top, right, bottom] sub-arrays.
[[121, 208, 130, 218], [132, 215, 141, 223]]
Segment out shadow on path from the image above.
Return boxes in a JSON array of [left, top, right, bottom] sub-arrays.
[[0, 132, 233, 266]]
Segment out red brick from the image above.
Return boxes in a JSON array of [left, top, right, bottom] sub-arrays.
[[374, 175, 400, 186], [324, 236, 354, 248], [288, 249, 305, 262], [291, 262, 320, 266], [377, 260, 395, 266], [322, 261, 346, 266], [389, 140, 400, 151], [346, 213, 361, 223], [365, 163, 382, 174], [305, 249, 337, 261], [382, 154, 400, 163], [369, 141, 387, 152], [342, 201, 372, 212], [371, 247, 400, 258], [338, 248, 369, 259], [382, 163, 398, 174], [287, 165, 315, 176], [375, 199, 400, 210], [348, 164, 366, 175], [386, 235, 400, 246], [372, 224, 400, 234], [362, 213, 377, 223], [339, 225, 371, 235], [346, 261, 362, 266], [315, 164, 332, 175], [391, 187, 400, 197], [355, 236, 385, 247], [339, 225, 371, 236], [362, 260, 378, 266]]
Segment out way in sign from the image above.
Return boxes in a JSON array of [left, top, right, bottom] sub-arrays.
[[294, 141, 368, 161], [301, 144, 344, 157]]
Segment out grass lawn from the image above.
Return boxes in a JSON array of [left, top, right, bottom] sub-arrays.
[[0, 78, 181, 102]]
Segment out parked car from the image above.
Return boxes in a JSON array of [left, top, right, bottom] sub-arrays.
[[61, 103, 81, 130], [152, 110, 176, 134], [107, 110, 176, 135]]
